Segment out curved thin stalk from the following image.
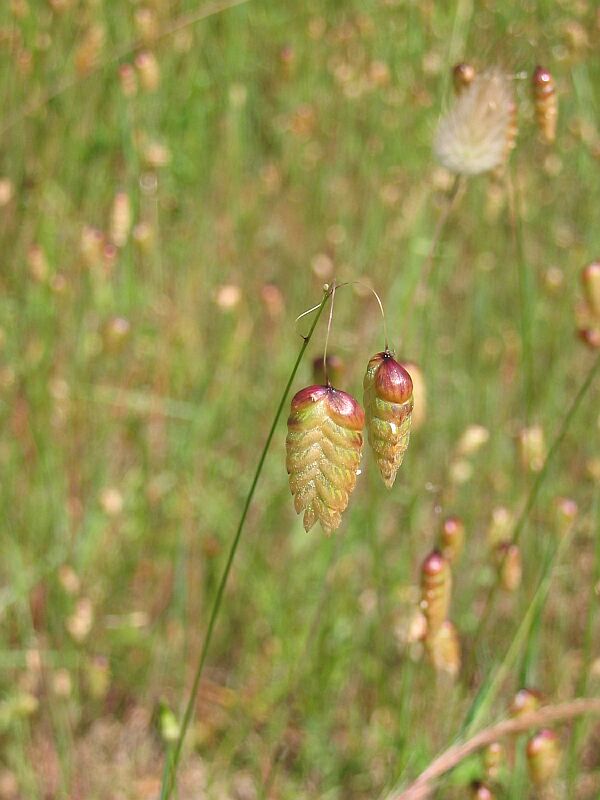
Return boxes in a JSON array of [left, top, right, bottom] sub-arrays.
[[391, 698, 600, 800], [472, 349, 600, 647], [159, 287, 332, 799]]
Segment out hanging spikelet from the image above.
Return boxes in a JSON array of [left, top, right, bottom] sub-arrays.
[[420, 550, 451, 637], [532, 66, 558, 144], [526, 729, 560, 786], [453, 62, 476, 95], [286, 385, 364, 535], [363, 351, 413, 488]]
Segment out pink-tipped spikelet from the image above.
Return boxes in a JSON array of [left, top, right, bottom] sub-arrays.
[[495, 542, 522, 592], [363, 351, 413, 488], [510, 687, 543, 718], [582, 261, 600, 319], [420, 550, 451, 637], [453, 62, 476, 95], [471, 782, 494, 800], [435, 68, 516, 175], [440, 516, 465, 563], [286, 385, 364, 535], [526, 729, 560, 785], [532, 66, 558, 144]]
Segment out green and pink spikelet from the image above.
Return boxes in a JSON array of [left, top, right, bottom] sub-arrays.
[[286, 385, 364, 535], [363, 351, 413, 488]]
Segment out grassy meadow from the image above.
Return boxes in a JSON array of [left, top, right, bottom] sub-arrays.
[[1, 0, 600, 797]]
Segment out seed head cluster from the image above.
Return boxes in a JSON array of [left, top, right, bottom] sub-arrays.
[[434, 69, 515, 176]]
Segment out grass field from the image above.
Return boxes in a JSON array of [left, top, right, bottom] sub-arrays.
[[1, 1, 600, 798]]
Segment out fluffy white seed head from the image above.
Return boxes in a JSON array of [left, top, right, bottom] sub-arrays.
[[434, 69, 515, 176]]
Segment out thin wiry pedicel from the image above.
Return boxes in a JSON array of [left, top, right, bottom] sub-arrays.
[[434, 68, 516, 176], [363, 351, 413, 488], [286, 385, 364, 535]]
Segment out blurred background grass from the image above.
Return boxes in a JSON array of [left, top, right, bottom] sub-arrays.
[[1, 0, 600, 797]]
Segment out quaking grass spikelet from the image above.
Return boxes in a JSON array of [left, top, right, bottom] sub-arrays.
[[582, 261, 600, 319], [482, 741, 505, 780], [526, 729, 560, 786], [471, 782, 494, 800], [440, 515, 464, 563], [363, 351, 413, 488], [420, 550, 451, 637], [532, 66, 558, 144], [424, 619, 461, 676], [286, 385, 364, 535]]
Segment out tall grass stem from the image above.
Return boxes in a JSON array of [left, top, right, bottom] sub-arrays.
[[159, 288, 332, 799]]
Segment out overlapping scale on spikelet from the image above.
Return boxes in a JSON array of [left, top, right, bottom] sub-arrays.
[[363, 351, 413, 488], [286, 385, 364, 535]]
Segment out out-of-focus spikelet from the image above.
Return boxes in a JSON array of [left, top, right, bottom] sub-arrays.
[[110, 191, 132, 248], [510, 687, 543, 717], [483, 741, 505, 780], [424, 619, 460, 676], [453, 62, 476, 95], [582, 261, 600, 319], [286, 385, 364, 535], [495, 541, 522, 591], [440, 516, 464, 563], [420, 550, 451, 636], [532, 66, 558, 144], [363, 351, 413, 488], [74, 24, 105, 75], [434, 68, 516, 175], [471, 782, 494, 800], [526, 729, 560, 786]]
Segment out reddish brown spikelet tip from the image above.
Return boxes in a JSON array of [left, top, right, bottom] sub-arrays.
[[441, 515, 465, 563], [578, 327, 600, 349], [510, 687, 543, 717], [582, 261, 600, 318], [453, 62, 476, 94], [422, 549, 446, 576], [374, 353, 413, 403], [527, 729, 560, 785], [471, 782, 494, 800]]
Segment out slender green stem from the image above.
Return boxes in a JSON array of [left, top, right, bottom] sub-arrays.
[[159, 287, 331, 799], [471, 349, 600, 648], [508, 165, 535, 420]]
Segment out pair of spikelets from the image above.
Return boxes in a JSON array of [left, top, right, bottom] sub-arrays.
[[286, 351, 413, 535]]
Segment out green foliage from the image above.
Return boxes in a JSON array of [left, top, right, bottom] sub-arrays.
[[1, 0, 600, 798]]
